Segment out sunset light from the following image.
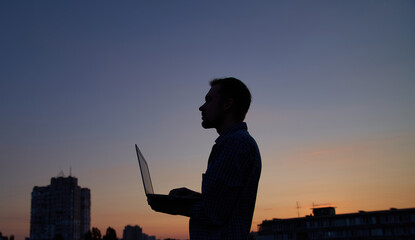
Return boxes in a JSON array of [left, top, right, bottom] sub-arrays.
[[1, 1, 414, 240]]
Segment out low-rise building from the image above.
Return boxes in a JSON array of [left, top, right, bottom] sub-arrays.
[[122, 225, 155, 240], [257, 207, 415, 240]]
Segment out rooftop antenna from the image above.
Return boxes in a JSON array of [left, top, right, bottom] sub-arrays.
[[296, 201, 301, 217], [69, 166, 72, 177], [57, 169, 65, 177]]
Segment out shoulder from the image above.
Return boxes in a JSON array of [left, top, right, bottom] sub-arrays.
[[230, 127, 257, 143], [222, 128, 259, 152]]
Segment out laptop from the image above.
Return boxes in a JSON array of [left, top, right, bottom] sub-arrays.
[[135, 144, 200, 214]]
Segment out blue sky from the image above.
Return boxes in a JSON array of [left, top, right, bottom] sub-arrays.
[[1, 1, 414, 239]]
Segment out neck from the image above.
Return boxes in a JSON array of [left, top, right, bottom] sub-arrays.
[[216, 117, 240, 135]]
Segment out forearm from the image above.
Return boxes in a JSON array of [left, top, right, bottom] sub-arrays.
[[148, 197, 199, 217], [148, 187, 201, 217]]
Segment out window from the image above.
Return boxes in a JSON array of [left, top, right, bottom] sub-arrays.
[[371, 228, 383, 236]]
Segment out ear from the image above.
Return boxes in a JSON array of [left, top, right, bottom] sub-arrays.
[[223, 98, 234, 111]]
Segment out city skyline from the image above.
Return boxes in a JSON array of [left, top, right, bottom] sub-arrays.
[[1, 1, 415, 240], [6, 172, 415, 240]]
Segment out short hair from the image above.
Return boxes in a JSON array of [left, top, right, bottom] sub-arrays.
[[210, 77, 252, 122]]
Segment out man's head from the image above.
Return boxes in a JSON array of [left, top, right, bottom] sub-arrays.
[[199, 77, 251, 132]]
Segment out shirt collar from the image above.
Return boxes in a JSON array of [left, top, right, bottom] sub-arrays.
[[215, 122, 247, 144]]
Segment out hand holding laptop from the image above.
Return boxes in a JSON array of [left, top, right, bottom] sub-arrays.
[[169, 187, 201, 198], [136, 144, 201, 217], [148, 190, 200, 217]]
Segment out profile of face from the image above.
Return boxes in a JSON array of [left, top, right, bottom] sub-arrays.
[[199, 85, 227, 129]]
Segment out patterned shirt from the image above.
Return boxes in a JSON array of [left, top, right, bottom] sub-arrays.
[[190, 122, 262, 239]]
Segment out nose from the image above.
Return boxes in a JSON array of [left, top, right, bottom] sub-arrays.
[[199, 103, 205, 112]]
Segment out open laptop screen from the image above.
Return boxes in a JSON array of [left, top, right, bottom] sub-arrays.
[[135, 144, 154, 195]]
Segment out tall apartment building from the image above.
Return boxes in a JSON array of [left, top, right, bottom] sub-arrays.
[[257, 207, 415, 240], [30, 175, 91, 240]]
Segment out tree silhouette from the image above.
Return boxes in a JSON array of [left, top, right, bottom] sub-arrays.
[[91, 227, 102, 240], [103, 227, 117, 240], [84, 230, 92, 240]]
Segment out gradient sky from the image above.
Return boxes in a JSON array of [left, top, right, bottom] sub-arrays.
[[1, 1, 415, 240]]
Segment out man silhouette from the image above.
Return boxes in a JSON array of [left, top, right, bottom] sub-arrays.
[[149, 77, 262, 240]]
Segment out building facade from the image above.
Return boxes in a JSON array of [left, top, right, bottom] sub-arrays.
[[257, 207, 415, 240], [122, 225, 155, 240], [123, 225, 142, 240], [30, 176, 91, 240]]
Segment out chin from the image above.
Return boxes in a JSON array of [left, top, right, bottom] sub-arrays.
[[201, 120, 214, 129]]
